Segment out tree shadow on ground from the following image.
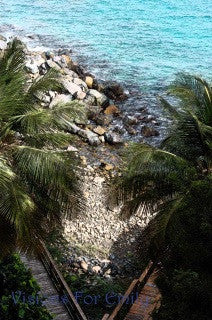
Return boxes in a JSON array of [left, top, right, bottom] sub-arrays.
[[108, 217, 157, 278]]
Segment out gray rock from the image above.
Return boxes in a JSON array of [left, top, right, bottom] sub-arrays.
[[0, 40, 7, 51], [62, 68, 79, 78], [73, 78, 88, 91], [67, 145, 78, 152], [32, 55, 46, 67], [124, 115, 138, 125], [46, 59, 61, 71], [78, 129, 101, 146], [86, 89, 108, 106], [61, 78, 86, 100], [49, 94, 73, 108], [83, 94, 96, 106], [67, 123, 80, 134], [25, 62, 39, 74], [104, 131, 123, 144]]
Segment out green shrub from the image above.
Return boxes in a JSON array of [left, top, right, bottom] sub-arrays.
[[0, 254, 53, 320]]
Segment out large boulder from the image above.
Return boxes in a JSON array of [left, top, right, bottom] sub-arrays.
[[25, 61, 39, 74], [0, 40, 7, 51], [61, 77, 86, 100], [62, 68, 79, 78], [103, 81, 128, 101], [73, 78, 88, 91], [104, 131, 123, 145], [85, 76, 93, 88], [78, 128, 101, 146], [46, 59, 61, 71], [49, 94, 73, 108], [104, 105, 120, 115], [86, 89, 109, 107], [31, 54, 46, 68]]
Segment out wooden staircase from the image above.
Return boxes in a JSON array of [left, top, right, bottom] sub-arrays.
[[102, 262, 161, 320], [21, 242, 87, 320]]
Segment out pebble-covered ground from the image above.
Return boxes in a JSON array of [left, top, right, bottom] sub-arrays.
[[63, 158, 154, 277]]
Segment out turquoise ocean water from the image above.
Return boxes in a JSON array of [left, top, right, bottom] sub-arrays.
[[0, 0, 211, 143], [0, 0, 211, 90]]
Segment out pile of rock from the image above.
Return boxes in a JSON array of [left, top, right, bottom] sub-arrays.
[[63, 166, 155, 276], [64, 254, 118, 278], [0, 35, 127, 146], [0, 35, 160, 146]]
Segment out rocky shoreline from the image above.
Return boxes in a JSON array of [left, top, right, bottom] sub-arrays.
[[0, 34, 156, 287], [0, 33, 162, 148]]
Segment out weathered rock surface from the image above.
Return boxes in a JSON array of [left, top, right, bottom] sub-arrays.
[[25, 61, 39, 74], [86, 89, 108, 107], [0, 40, 7, 51], [61, 78, 86, 100], [141, 125, 159, 137], [104, 105, 120, 115], [85, 76, 93, 88], [63, 168, 155, 274], [103, 81, 128, 101], [49, 94, 73, 108], [93, 126, 106, 136], [78, 129, 101, 146], [104, 131, 123, 144]]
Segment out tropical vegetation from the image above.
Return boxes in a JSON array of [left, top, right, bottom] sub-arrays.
[[115, 74, 212, 319], [0, 38, 85, 256], [0, 254, 53, 320]]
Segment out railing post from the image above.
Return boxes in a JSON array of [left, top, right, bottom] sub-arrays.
[[38, 240, 87, 320]]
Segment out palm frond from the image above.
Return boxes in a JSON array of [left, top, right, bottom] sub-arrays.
[[12, 146, 76, 187], [10, 107, 52, 134], [50, 101, 87, 129], [23, 131, 72, 148], [0, 38, 25, 76], [0, 40, 27, 121], [159, 96, 181, 120], [169, 73, 212, 125], [0, 216, 16, 257], [115, 143, 196, 216], [27, 68, 63, 98], [148, 195, 185, 248]]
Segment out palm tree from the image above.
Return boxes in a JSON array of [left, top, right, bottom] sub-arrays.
[[0, 39, 85, 256], [115, 73, 212, 249]]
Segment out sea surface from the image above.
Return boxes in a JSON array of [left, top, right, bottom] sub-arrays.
[[0, 0, 211, 88], [0, 0, 211, 142]]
